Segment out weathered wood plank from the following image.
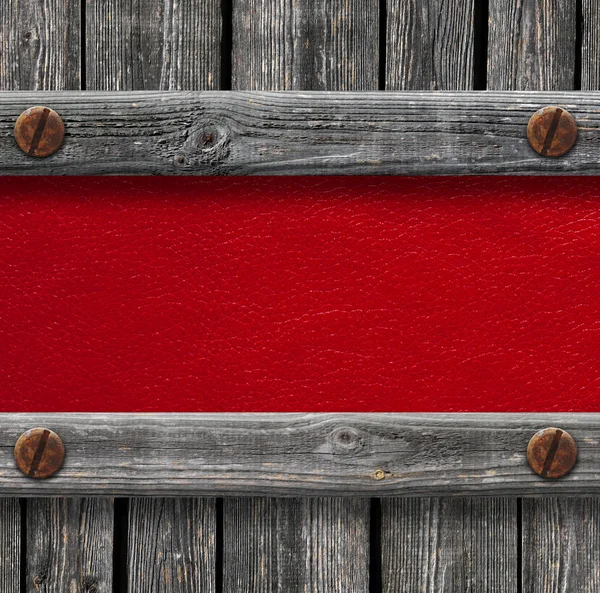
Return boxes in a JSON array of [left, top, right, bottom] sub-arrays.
[[26, 498, 113, 593], [386, 0, 475, 90], [0, 91, 599, 175], [232, 0, 379, 90], [0, 0, 81, 90], [523, 498, 600, 593], [128, 498, 215, 593], [382, 498, 518, 592], [0, 499, 20, 593], [223, 498, 369, 592], [582, 0, 600, 90], [86, 0, 221, 90], [0, 414, 600, 496], [488, 0, 577, 90]]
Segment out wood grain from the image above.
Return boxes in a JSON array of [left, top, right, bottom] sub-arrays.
[[85, 0, 221, 90], [582, 0, 600, 90], [523, 498, 600, 593], [488, 0, 577, 90], [0, 414, 599, 496], [0, 499, 20, 593], [232, 0, 379, 90], [223, 498, 369, 592], [0, 90, 599, 175], [382, 498, 518, 592], [26, 498, 113, 593], [0, 0, 80, 90], [128, 498, 216, 593], [386, 0, 474, 90]]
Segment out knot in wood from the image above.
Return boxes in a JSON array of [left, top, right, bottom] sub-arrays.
[[177, 120, 231, 169], [330, 426, 364, 453]]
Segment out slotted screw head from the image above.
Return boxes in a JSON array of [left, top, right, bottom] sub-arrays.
[[527, 427, 577, 479], [14, 106, 65, 157], [14, 428, 65, 479], [527, 106, 578, 157]]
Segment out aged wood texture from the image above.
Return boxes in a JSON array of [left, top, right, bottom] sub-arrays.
[[0, 0, 81, 90], [381, 498, 518, 593], [386, 0, 475, 90], [85, 0, 221, 90], [26, 498, 113, 593], [1, 91, 600, 175], [582, 0, 600, 90], [523, 498, 600, 593], [1, 414, 600, 496], [128, 498, 216, 593], [223, 498, 369, 592], [488, 0, 577, 90], [0, 500, 20, 593], [232, 0, 379, 90]]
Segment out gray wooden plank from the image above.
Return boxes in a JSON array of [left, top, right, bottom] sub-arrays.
[[382, 498, 518, 593], [86, 0, 221, 90], [1, 90, 600, 175], [523, 498, 600, 593], [223, 498, 369, 592], [232, 0, 379, 90], [582, 0, 600, 90], [128, 498, 216, 593], [26, 498, 113, 593], [0, 0, 81, 90], [0, 499, 20, 593], [386, 0, 475, 90], [488, 0, 577, 90], [2, 413, 600, 496]]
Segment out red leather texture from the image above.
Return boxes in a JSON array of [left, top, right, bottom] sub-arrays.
[[2, 176, 600, 412]]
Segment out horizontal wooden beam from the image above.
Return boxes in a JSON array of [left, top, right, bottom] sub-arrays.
[[0, 91, 600, 175], [0, 413, 599, 496]]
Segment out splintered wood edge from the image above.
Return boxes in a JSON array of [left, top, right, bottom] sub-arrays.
[[0, 91, 599, 176], [0, 413, 598, 496]]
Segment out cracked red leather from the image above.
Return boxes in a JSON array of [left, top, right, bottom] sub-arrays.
[[1, 176, 600, 412]]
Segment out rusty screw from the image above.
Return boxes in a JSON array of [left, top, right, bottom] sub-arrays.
[[14, 106, 65, 158], [527, 106, 578, 158], [14, 428, 65, 479], [527, 427, 577, 479]]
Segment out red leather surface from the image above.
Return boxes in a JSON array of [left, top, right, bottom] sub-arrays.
[[2, 176, 600, 412]]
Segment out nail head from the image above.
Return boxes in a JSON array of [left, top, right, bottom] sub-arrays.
[[527, 427, 577, 479], [14, 427, 65, 479], [15, 106, 65, 158], [527, 106, 578, 158]]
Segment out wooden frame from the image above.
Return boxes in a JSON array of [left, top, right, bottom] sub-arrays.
[[0, 412, 597, 496], [1, 91, 599, 176]]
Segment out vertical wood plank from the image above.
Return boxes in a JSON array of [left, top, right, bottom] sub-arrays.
[[0, 0, 81, 90], [0, 499, 20, 593], [488, 0, 577, 90], [128, 498, 216, 593], [86, 0, 221, 90], [582, 0, 600, 90], [386, 0, 475, 90], [27, 498, 113, 593], [381, 498, 518, 593], [232, 0, 379, 90], [523, 498, 600, 593], [223, 498, 369, 593]]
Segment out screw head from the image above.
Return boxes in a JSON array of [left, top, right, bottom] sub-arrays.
[[14, 428, 65, 479], [527, 427, 577, 479], [14, 106, 65, 158], [527, 106, 578, 158]]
